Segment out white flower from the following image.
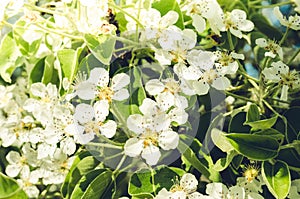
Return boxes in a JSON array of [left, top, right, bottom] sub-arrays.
[[182, 0, 225, 35], [274, 6, 300, 30], [124, 98, 179, 165], [5, 144, 38, 178], [75, 68, 130, 102], [145, 78, 189, 112], [77, 0, 109, 34], [262, 61, 300, 101], [23, 83, 59, 127], [155, 173, 203, 199], [143, 10, 179, 40], [214, 50, 244, 75], [225, 9, 254, 38], [294, 0, 300, 13], [288, 179, 300, 198], [74, 102, 117, 144], [176, 51, 231, 95], [0, 85, 13, 108], [157, 28, 196, 64], [255, 38, 283, 59]]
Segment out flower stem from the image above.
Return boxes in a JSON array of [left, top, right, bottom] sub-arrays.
[[279, 27, 290, 46], [287, 47, 300, 65], [87, 142, 123, 149], [227, 31, 235, 51], [252, 1, 293, 8], [108, 2, 144, 30], [225, 91, 256, 103], [24, 3, 65, 16]]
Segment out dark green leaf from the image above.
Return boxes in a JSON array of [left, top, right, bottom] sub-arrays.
[[229, 112, 251, 133], [246, 103, 260, 122], [225, 133, 279, 160]]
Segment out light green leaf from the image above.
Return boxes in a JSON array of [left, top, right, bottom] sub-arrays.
[[244, 115, 278, 131], [41, 54, 55, 84], [225, 133, 279, 160], [84, 34, 116, 65], [0, 34, 22, 83], [262, 161, 291, 199], [57, 47, 83, 82], [211, 128, 234, 152], [0, 172, 28, 199], [213, 150, 238, 171]]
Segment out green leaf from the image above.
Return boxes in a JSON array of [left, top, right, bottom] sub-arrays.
[[42, 54, 55, 84], [82, 170, 113, 199], [71, 169, 113, 199], [283, 107, 300, 142], [229, 112, 251, 133], [262, 161, 291, 199], [244, 115, 278, 131], [277, 147, 300, 171], [84, 34, 116, 65], [211, 128, 234, 152], [246, 103, 260, 122], [213, 150, 238, 171], [71, 169, 106, 199], [129, 67, 146, 106], [253, 128, 284, 142], [30, 57, 45, 83], [13, 20, 42, 57], [57, 47, 83, 82], [128, 169, 155, 198], [61, 151, 92, 198], [65, 156, 100, 198], [225, 133, 279, 160], [177, 138, 221, 182], [128, 166, 185, 197], [152, 0, 184, 29], [0, 34, 22, 83], [0, 172, 28, 199]]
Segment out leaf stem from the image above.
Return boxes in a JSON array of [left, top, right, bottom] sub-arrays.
[[108, 2, 144, 30], [225, 91, 256, 103], [279, 27, 290, 46]]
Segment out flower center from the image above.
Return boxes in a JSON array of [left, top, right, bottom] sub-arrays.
[[199, 69, 218, 84], [164, 80, 181, 94], [97, 86, 114, 102], [141, 129, 158, 147]]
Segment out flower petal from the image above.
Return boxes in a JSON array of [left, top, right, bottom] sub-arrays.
[[111, 73, 130, 91], [74, 103, 94, 124], [124, 138, 143, 157], [158, 130, 179, 150], [192, 14, 206, 33], [141, 144, 161, 165], [94, 100, 109, 122], [100, 120, 117, 138], [212, 77, 231, 90], [145, 79, 165, 96], [76, 81, 96, 100], [88, 68, 109, 87], [127, 114, 145, 134], [180, 173, 198, 194], [112, 88, 129, 101]]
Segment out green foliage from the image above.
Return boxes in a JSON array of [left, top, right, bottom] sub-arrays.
[[225, 133, 279, 160], [262, 161, 291, 199], [0, 172, 27, 199]]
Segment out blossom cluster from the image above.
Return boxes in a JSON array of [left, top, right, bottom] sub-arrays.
[[0, 0, 300, 198]]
